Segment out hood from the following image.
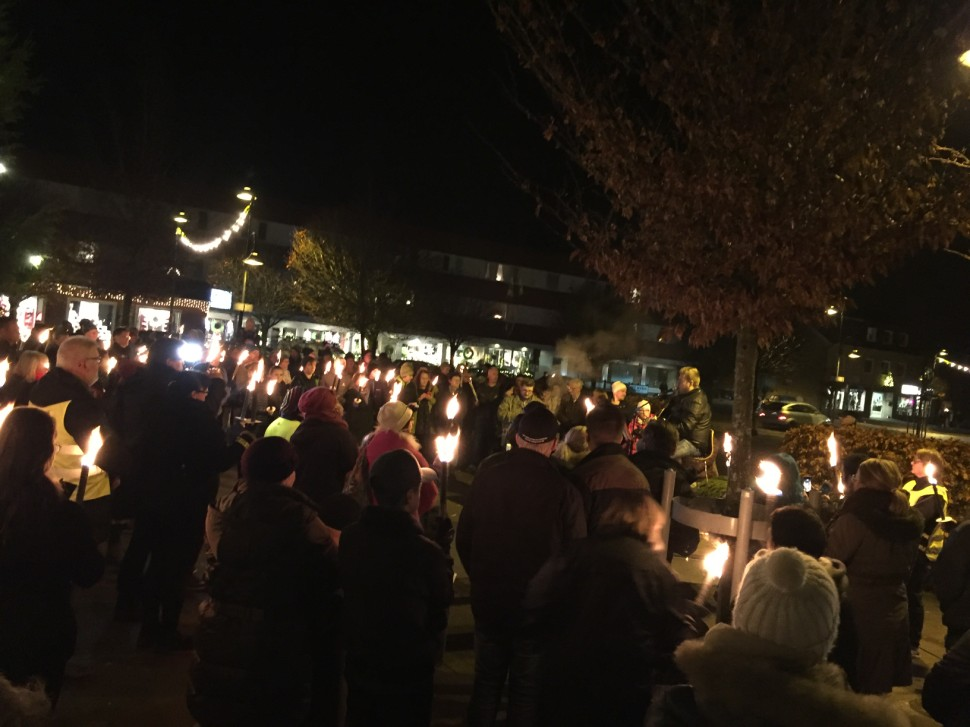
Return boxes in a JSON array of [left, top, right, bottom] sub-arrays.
[[675, 625, 913, 727], [839, 488, 923, 543]]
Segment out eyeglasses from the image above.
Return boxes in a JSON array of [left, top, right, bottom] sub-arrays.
[[84, 356, 103, 363]]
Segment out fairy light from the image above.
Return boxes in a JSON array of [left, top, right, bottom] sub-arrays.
[[176, 195, 253, 254]]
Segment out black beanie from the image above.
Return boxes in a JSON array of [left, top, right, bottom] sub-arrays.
[[241, 436, 298, 485], [369, 449, 421, 507]]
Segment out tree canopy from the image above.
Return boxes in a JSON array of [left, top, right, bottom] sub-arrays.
[[286, 222, 411, 352], [495, 0, 970, 487], [207, 255, 297, 335]]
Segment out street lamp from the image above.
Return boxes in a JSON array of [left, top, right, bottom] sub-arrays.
[[960, 50, 970, 68], [27, 254, 43, 268], [0, 161, 8, 175], [847, 349, 861, 359], [236, 251, 263, 336]]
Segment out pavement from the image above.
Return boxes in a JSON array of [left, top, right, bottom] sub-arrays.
[[52, 468, 947, 726]]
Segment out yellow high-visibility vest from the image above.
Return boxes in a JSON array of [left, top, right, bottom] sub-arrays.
[[29, 400, 110, 502]]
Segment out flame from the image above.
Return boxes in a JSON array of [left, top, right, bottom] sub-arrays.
[[435, 431, 460, 463], [236, 350, 249, 367], [755, 459, 783, 496], [837, 473, 845, 496], [207, 344, 222, 364], [0, 358, 9, 384], [803, 478, 812, 493], [925, 462, 937, 485], [106, 357, 117, 374], [356, 374, 368, 389], [247, 359, 264, 393], [219, 350, 226, 363], [359, 363, 366, 375], [446, 395, 460, 420], [702, 541, 730, 580], [432, 376, 439, 387], [584, 397, 594, 414], [391, 381, 403, 402], [266, 379, 277, 396], [0, 403, 12, 431], [827, 431, 839, 469], [370, 369, 381, 381], [80, 427, 104, 469], [275, 350, 282, 365], [324, 360, 332, 375], [334, 359, 345, 377], [723, 432, 733, 467], [136, 346, 148, 363], [38, 328, 50, 344], [385, 369, 396, 383]]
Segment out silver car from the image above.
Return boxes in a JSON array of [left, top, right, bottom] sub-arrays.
[[757, 402, 830, 430]]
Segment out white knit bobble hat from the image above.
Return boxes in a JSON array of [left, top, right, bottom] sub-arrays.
[[733, 547, 840, 664]]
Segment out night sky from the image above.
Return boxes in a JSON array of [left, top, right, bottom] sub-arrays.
[[10, 1, 970, 352]]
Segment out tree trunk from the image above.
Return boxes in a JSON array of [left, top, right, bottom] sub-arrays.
[[728, 325, 759, 494]]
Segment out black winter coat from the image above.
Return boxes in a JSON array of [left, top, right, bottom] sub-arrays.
[[527, 526, 696, 727], [456, 448, 587, 633], [934, 520, 970, 640], [0, 373, 33, 406], [659, 388, 713, 454], [290, 418, 359, 507], [188, 484, 340, 727], [0, 493, 103, 694], [339, 507, 453, 691]]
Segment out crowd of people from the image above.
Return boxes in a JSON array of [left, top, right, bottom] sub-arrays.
[[0, 315, 968, 726]]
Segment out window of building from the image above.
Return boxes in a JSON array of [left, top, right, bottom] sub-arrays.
[[866, 327, 877, 342], [880, 360, 891, 374], [864, 358, 874, 374], [880, 330, 893, 346]]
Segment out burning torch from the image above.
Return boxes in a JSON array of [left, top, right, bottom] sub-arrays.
[[77, 426, 104, 503], [755, 459, 783, 515], [434, 395, 462, 513], [695, 540, 730, 605]]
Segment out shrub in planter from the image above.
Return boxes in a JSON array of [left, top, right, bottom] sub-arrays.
[[781, 422, 970, 520]]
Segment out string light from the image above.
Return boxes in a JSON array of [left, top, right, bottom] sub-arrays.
[[937, 354, 970, 373], [176, 202, 252, 254]]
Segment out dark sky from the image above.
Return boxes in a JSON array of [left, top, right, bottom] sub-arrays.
[[13, 0, 565, 246], [11, 1, 970, 351]]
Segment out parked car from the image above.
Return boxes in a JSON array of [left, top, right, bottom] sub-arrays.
[[756, 401, 830, 430]]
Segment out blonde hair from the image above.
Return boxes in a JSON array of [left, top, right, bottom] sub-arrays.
[[914, 448, 946, 474], [11, 351, 48, 381], [678, 366, 700, 388], [56, 336, 98, 368], [857, 458, 909, 515], [598, 489, 663, 533]]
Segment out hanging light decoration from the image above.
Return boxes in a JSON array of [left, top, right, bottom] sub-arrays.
[[175, 187, 255, 254]]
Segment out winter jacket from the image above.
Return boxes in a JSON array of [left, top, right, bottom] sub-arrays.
[[528, 525, 697, 727], [922, 629, 970, 727], [29, 367, 111, 502], [555, 394, 587, 433], [571, 443, 650, 530], [339, 506, 453, 691], [363, 430, 438, 516], [658, 388, 712, 455], [188, 483, 340, 727], [651, 624, 928, 727], [263, 416, 300, 441], [0, 493, 103, 695], [456, 447, 587, 634], [0, 373, 34, 406], [824, 488, 923, 694], [290, 418, 359, 508], [932, 520, 970, 641], [497, 392, 544, 438]]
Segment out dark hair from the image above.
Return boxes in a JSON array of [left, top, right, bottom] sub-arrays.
[[369, 450, 421, 508], [112, 326, 129, 336], [168, 371, 208, 400], [769, 506, 827, 559], [842, 451, 869, 480], [147, 337, 182, 367], [0, 408, 60, 544], [638, 420, 678, 457], [241, 437, 298, 486], [586, 404, 627, 444]]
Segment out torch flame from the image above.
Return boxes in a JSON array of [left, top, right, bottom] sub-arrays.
[[723, 432, 733, 467], [80, 427, 104, 469], [325, 360, 332, 374], [0, 358, 9, 385], [925, 462, 937, 485], [334, 359, 345, 377], [584, 397, 594, 414], [435, 431, 460, 463], [266, 379, 277, 396], [136, 346, 148, 363], [755, 459, 783, 496], [207, 344, 222, 365], [0, 403, 12, 431], [391, 380, 403, 402], [446, 395, 460, 420], [370, 369, 381, 381], [275, 350, 282, 365], [106, 357, 117, 374], [359, 363, 366, 375], [827, 431, 839, 469], [432, 376, 439, 387], [236, 350, 249, 367], [39, 328, 50, 344], [702, 541, 731, 580], [385, 369, 396, 383], [837, 474, 845, 496], [356, 374, 368, 389]]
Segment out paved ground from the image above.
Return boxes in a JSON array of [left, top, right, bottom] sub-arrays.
[[52, 465, 947, 726]]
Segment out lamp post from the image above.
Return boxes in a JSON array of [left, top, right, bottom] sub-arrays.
[[236, 251, 263, 336], [168, 212, 188, 333]]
